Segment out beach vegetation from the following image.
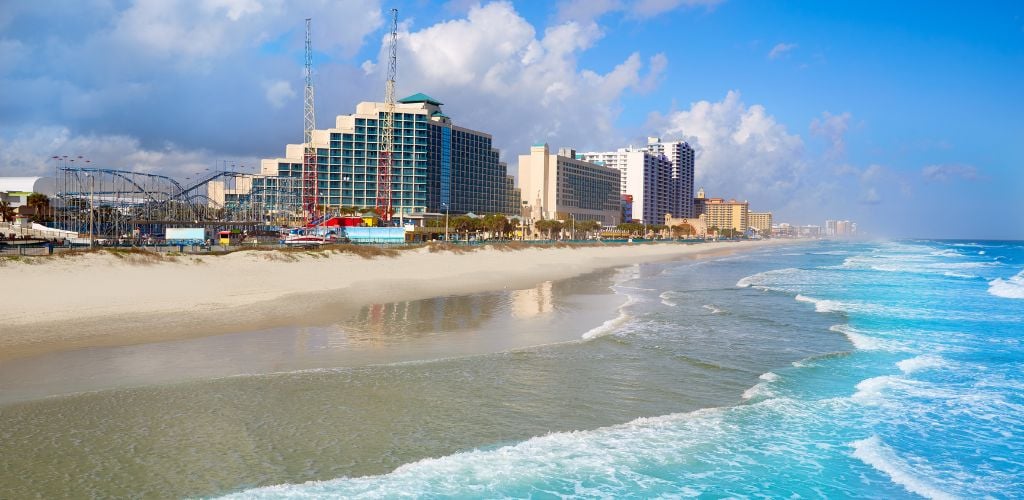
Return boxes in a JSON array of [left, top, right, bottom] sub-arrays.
[[26, 193, 52, 223], [534, 219, 563, 240], [0, 200, 13, 223]]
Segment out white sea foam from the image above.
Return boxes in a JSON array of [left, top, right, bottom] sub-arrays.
[[851, 436, 955, 500], [582, 294, 637, 340], [896, 355, 948, 374], [795, 294, 845, 313], [742, 372, 781, 400], [741, 383, 771, 400], [829, 324, 907, 352], [702, 304, 724, 314], [852, 375, 902, 403], [659, 291, 677, 307], [219, 401, 741, 499], [930, 249, 960, 257], [581, 311, 630, 340], [978, 250, 986, 255], [987, 270, 1024, 299], [943, 271, 976, 279], [736, 267, 801, 290]]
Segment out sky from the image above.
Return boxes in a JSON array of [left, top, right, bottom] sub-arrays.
[[1, 0, 1022, 238]]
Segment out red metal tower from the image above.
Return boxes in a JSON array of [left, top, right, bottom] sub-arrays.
[[375, 8, 398, 223], [302, 18, 319, 225]]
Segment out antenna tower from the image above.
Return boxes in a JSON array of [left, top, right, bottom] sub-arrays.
[[302, 17, 318, 224], [376, 8, 398, 223]]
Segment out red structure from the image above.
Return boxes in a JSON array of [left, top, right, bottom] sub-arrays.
[[302, 18, 319, 224], [375, 9, 398, 223]]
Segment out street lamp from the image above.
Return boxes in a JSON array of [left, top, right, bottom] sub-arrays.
[[442, 202, 449, 242]]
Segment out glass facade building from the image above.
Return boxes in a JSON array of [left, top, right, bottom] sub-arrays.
[[257, 93, 518, 219]]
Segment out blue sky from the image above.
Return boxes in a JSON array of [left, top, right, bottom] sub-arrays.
[[1, 0, 1021, 238]]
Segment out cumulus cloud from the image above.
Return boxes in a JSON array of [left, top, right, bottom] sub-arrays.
[[368, 2, 664, 164], [810, 111, 851, 158], [921, 164, 979, 182], [650, 90, 806, 206], [768, 42, 797, 59], [0, 0, 384, 174], [109, 0, 382, 65], [263, 80, 296, 109], [0, 126, 256, 178]]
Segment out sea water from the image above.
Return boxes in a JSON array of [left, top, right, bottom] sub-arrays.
[[2, 240, 1021, 498], [224, 240, 1023, 499]]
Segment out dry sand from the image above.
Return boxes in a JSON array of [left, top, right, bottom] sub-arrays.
[[0, 239, 799, 361]]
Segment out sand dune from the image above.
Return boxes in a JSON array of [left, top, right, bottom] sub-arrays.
[[0, 240, 796, 361]]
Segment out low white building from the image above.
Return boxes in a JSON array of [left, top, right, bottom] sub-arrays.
[[0, 177, 56, 207]]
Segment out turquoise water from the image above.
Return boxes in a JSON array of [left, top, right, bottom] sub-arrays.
[[228, 240, 1024, 498]]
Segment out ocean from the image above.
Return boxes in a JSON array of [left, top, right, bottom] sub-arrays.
[[2, 240, 1022, 498]]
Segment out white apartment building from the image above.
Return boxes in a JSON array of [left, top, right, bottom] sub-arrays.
[[580, 148, 674, 224], [644, 137, 695, 218], [518, 144, 621, 226]]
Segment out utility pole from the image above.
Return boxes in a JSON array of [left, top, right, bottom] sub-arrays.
[[443, 202, 449, 242]]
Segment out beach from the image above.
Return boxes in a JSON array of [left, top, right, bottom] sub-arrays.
[[3, 239, 1020, 498], [0, 239, 791, 362]]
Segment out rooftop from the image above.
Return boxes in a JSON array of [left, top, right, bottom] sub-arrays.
[[398, 93, 444, 106]]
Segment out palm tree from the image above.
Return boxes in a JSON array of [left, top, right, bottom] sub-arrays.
[[451, 215, 476, 241], [534, 219, 563, 240], [26, 192, 51, 223], [0, 200, 13, 223]]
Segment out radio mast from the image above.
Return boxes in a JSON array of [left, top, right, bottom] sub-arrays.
[[376, 8, 398, 223], [302, 18, 318, 224]]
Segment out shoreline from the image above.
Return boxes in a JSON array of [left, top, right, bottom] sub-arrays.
[[0, 239, 803, 362]]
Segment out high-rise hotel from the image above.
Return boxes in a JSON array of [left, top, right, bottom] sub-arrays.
[[517, 144, 622, 226], [252, 93, 519, 218], [643, 137, 696, 218], [579, 137, 695, 224]]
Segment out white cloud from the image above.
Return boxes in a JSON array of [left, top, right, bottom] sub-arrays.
[[921, 164, 979, 182], [369, 2, 663, 164], [861, 164, 884, 182], [630, 0, 723, 18], [861, 186, 881, 204], [810, 111, 851, 158], [263, 80, 296, 109], [109, 0, 383, 65], [768, 42, 797, 60], [555, 0, 720, 23], [651, 90, 806, 206], [0, 126, 255, 178], [555, 0, 622, 23]]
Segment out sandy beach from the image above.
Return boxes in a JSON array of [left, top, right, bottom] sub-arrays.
[[0, 239, 795, 362]]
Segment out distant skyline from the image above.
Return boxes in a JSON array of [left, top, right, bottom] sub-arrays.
[[1, 1, 1021, 238]]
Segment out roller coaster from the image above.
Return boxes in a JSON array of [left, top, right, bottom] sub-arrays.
[[53, 166, 304, 241]]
